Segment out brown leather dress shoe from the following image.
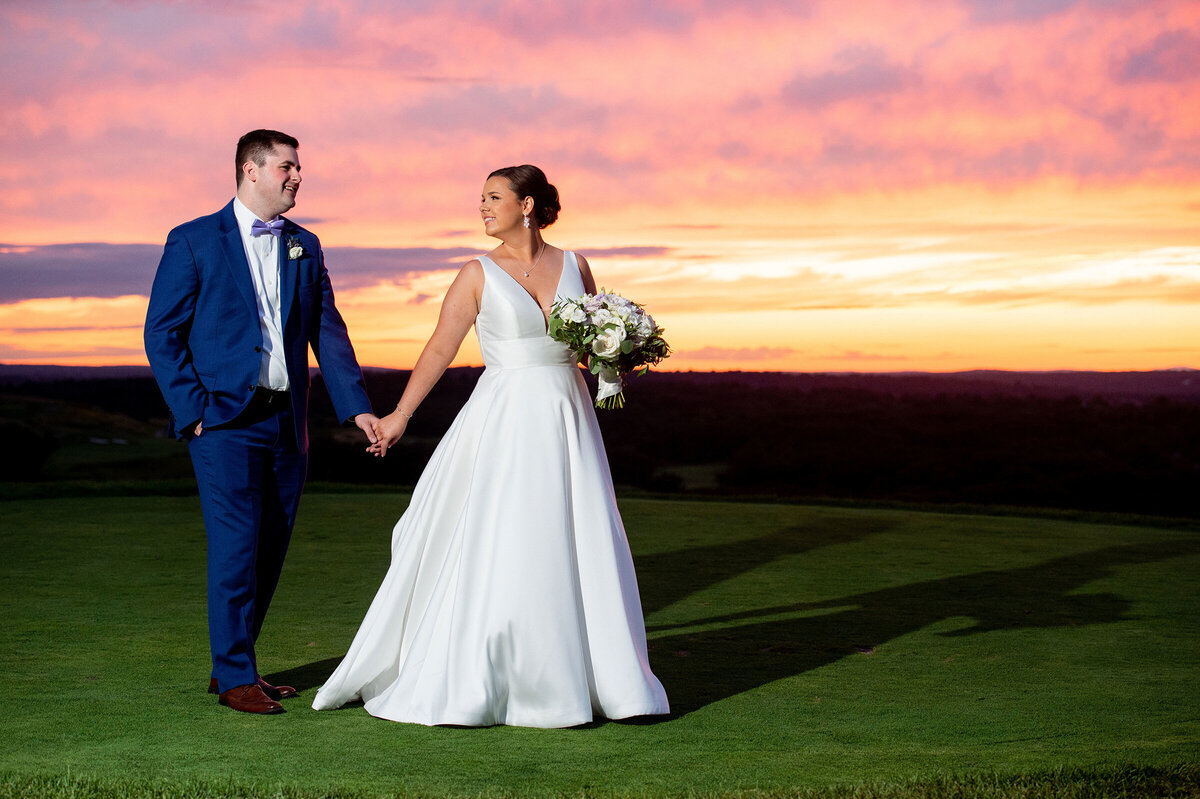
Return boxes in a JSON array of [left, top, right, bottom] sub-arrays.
[[219, 683, 284, 714], [208, 677, 299, 700], [256, 677, 298, 700]]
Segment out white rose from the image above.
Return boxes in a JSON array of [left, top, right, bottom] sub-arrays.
[[590, 308, 616, 327], [635, 312, 655, 338], [591, 325, 626, 359], [558, 301, 583, 323]]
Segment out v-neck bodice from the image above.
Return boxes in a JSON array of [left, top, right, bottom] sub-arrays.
[[476, 253, 584, 370]]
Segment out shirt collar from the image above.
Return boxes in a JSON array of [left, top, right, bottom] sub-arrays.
[[232, 197, 282, 240]]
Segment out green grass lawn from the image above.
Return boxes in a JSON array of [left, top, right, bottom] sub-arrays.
[[1, 493, 1197, 798]]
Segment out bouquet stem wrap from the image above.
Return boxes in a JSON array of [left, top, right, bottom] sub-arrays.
[[595, 366, 624, 409]]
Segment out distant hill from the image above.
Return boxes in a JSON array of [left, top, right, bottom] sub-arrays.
[[2, 364, 1198, 401], [0, 364, 156, 382], [3, 363, 1197, 515], [628, 368, 1200, 403]]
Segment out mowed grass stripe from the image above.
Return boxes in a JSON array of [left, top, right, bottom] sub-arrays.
[[3, 764, 1200, 799], [0, 494, 1197, 797]]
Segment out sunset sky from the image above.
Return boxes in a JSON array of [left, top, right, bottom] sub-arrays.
[[2, 0, 1198, 373]]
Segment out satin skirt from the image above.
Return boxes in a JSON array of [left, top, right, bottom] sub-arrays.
[[312, 361, 669, 727]]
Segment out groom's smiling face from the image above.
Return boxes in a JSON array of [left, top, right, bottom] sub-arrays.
[[242, 144, 302, 220]]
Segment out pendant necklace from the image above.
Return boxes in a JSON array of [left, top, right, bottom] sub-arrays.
[[522, 243, 546, 278]]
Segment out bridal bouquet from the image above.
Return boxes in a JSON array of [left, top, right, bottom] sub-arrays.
[[548, 291, 670, 409]]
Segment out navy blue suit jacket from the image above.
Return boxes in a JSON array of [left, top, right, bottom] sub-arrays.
[[144, 201, 371, 452]]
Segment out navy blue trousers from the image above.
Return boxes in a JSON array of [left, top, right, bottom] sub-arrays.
[[188, 399, 306, 693]]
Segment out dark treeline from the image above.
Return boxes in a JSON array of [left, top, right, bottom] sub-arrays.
[[321, 369, 1200, 517], [608, 373, 1200, 517], [3, 368, 1198, 516]]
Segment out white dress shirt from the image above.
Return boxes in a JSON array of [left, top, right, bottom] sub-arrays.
[[232, 197, 290, 391]]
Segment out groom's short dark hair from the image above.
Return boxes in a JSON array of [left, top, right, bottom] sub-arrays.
[[236, 129, 300, 186]]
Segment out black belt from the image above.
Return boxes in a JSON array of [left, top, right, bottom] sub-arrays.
[[250, 387, 290, 410]]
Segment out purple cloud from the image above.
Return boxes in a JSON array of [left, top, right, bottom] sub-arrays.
[[321, 246, 478, 289], [0, 240, 678, 304], [396, 83, 609, 133], [0, 244, 161, 302], [0, 243, 478, 302], [1117, 29, 1200, 83], [963, 0, 1080, 23], [782, 45, 917, 107], [585, 247, 671, 258]]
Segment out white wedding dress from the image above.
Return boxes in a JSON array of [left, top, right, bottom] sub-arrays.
[[312, 252, 669, 727]]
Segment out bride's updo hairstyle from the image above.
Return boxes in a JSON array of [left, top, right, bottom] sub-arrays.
[[488, 165, 560, 229]]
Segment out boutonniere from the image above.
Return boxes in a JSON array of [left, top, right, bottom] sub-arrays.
[[285, 234, 305, 260]]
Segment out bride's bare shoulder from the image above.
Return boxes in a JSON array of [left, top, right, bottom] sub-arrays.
[[445, 258, 485, 297], [572, 252, 597, 293]]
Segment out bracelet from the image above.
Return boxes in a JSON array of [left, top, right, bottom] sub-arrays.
[[395, 404, 413, 420]]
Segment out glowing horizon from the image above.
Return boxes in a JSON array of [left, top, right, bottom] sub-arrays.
[[2, 1, 1198, 373]]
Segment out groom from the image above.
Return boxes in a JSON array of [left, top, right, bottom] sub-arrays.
[[145, 129, 379, 715]]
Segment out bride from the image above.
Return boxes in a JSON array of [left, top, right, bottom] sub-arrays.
[[311, 165, 669, 727]]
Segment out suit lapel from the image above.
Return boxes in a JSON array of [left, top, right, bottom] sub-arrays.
[[217, 202, 258, 316], [279, 220, 299, 332]]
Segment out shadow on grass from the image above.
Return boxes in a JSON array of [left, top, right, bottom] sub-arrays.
[[272, 518, 1199, 723], [647, 536, 1200, 715], [635, 513, 894, 615], [273, 516, 892, 712], [264, 656, 343, 693]]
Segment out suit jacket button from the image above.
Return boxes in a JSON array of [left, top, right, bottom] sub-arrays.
[[254, 346, 262, 352], [249, 385, 256, 392]]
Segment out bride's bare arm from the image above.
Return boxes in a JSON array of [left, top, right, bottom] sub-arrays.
[[370, 260, 483, 456]]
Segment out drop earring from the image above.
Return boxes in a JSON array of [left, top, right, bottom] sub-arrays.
[[523, 214, 531, 229]]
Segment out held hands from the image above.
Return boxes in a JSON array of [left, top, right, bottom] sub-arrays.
[[353, 413, 381, 448], [367, 409, 409, 457]]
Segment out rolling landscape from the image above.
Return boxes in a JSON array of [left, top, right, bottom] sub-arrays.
[[3, 365, 1198, 517]]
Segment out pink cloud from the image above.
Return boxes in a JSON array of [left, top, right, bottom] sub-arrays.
[[677, 346, 797, 361], [3, 0, 1199, 245], [830, 351, 908, 361]]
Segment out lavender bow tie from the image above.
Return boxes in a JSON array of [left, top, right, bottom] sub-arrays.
[[251, 218, 284, 237]]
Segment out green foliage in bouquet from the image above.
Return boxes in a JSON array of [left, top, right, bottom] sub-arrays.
[[548, 290, 671, 408]]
